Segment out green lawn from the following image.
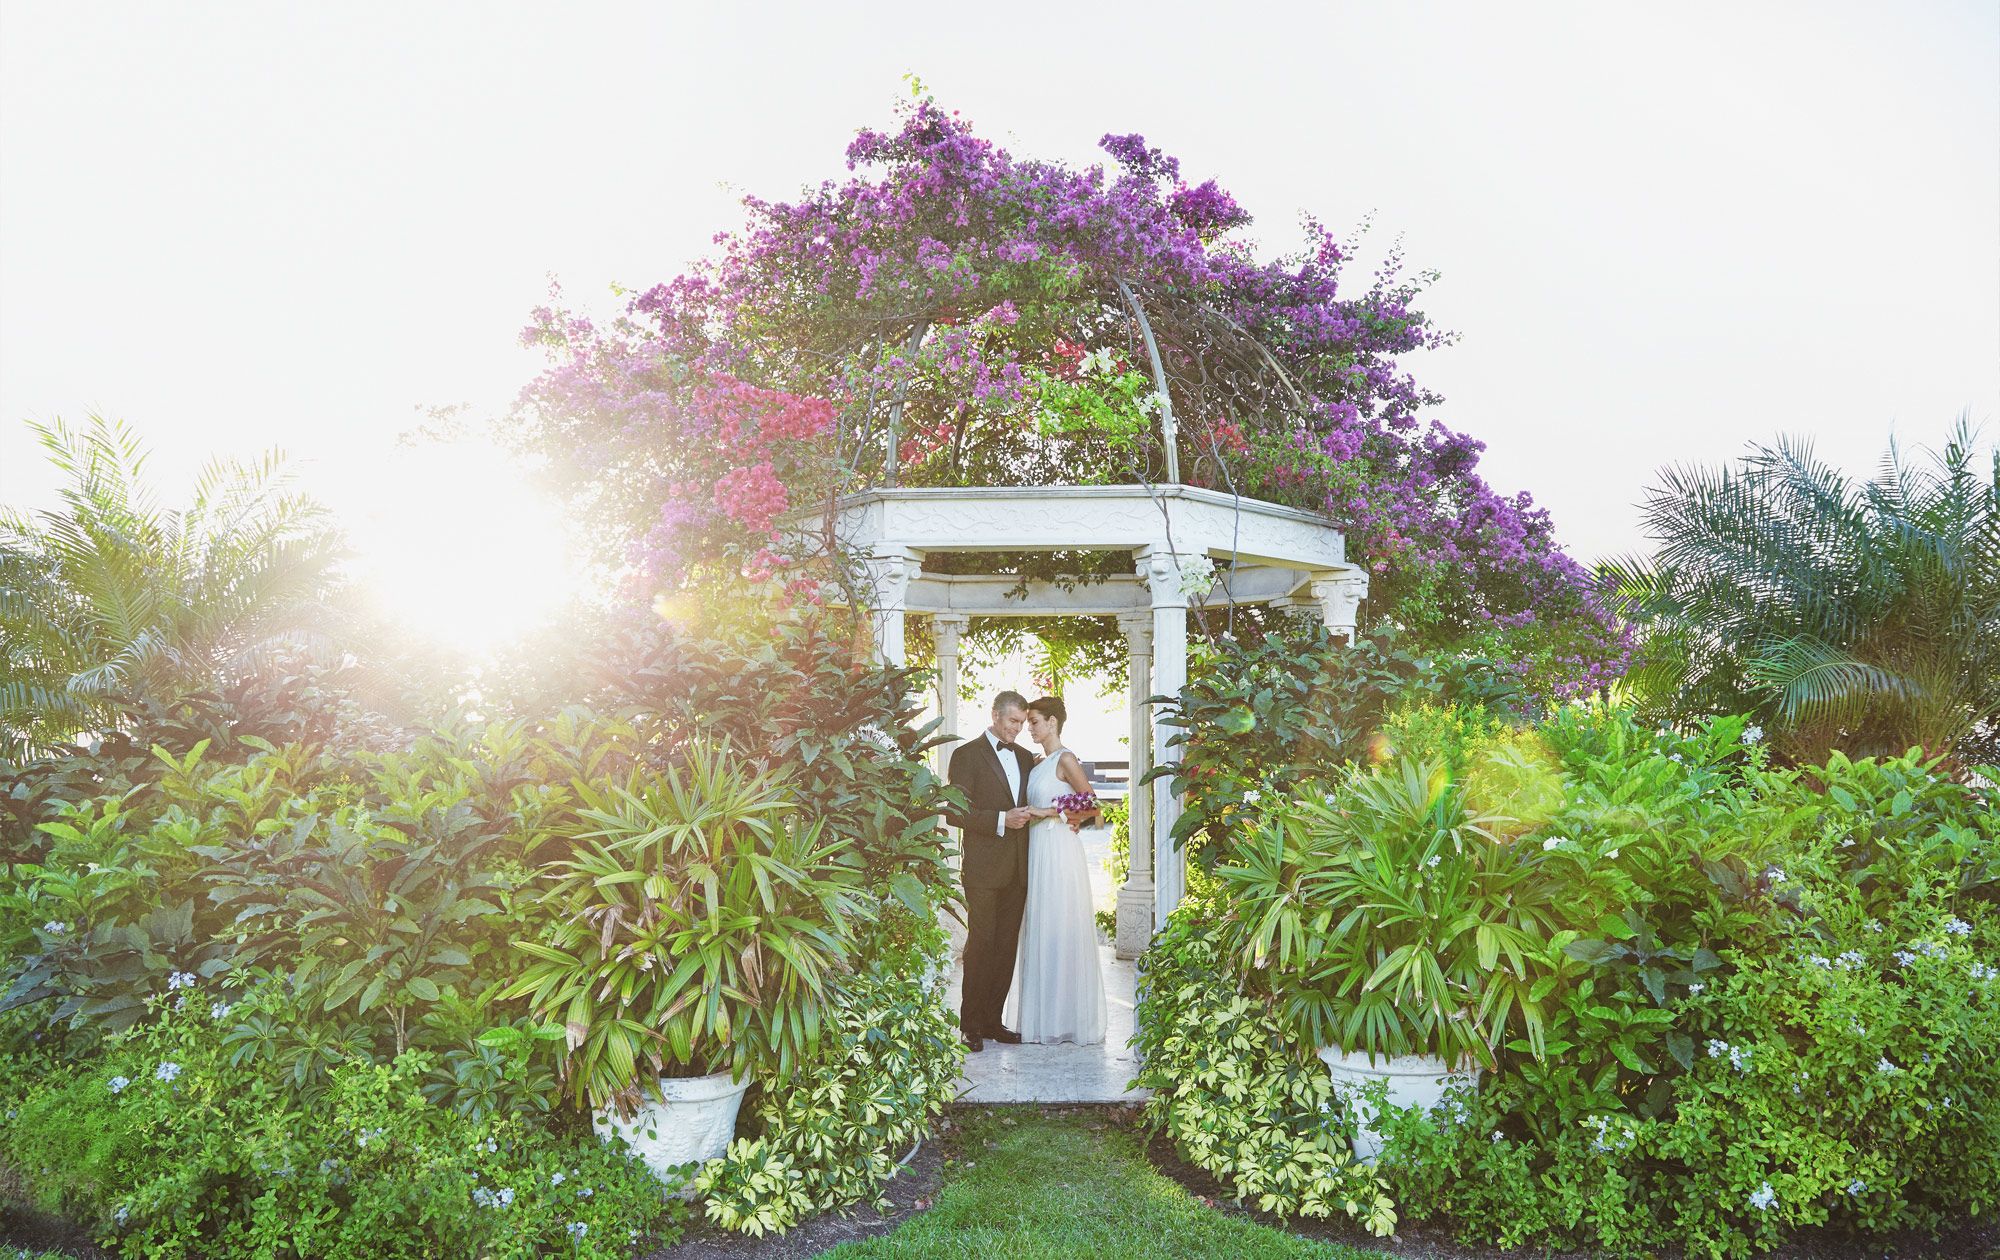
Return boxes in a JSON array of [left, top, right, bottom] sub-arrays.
[[822, 1108, 1391, 1260]]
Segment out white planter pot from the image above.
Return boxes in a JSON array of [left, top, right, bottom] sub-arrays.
[[1317, 1047, 1481, 1163], [593, 1071, 750, 1191]]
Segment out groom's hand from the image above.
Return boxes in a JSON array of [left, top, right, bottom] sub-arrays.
[[1005, 806, 1033, 829]]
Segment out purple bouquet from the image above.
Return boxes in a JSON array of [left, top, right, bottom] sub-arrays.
[[1053, 791, 1101, 824]]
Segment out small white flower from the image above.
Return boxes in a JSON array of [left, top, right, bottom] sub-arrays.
[[165, 971, 198, 991], [1847, 1179, 1867, 1196], [1836, 950, 1866, 970], [1865, 919, 1884, 933], [1971, 962, 1997, 982], [1425, 854, 1442, 868], [1763, 867, 1786, 884], [1748, 1182, 1777, 1211], [1667, 752, 1684, 764], [1542, 836, 1566, 851], [577, 1186, 594, 1198], [566, 1222, 588, 1241], [1242, 789, 1263, 806], [108, 1075, 131, 1094], [113, 1205, 129, 1226], [41, 920, 67, 936], [1490, 1130, 1503, 1143], [1877, 1056, 1899, 1074], [1688, 982, 1705, 995], [1605, 848, 1620, 859], [1944, 917, 1971, 937], [210, 1002, 232, 1021], [551, 1171, 566, 1186], [1808, 955, 1831, 969], [154, 1062, 181, 1083], [1706, 1038, 1730, 1058], [1840, 837, 1856, 848], [1741, 724, 1764, 745]]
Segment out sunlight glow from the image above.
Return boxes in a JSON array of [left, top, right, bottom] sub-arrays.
[[343, 438, 583, 657]]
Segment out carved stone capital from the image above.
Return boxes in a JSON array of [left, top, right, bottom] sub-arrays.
[[1308, 569, 1369, 634], [1135, 549, 1206, 608], [1115, 610, 1153, 652], [931, 612, 970, 655], [861, 549, 921, 610]]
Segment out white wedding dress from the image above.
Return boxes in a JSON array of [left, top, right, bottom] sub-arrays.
[[1003, 747, 1107, 1045]]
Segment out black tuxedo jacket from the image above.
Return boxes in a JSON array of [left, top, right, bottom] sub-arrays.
[[945, 734, 1034, 890]]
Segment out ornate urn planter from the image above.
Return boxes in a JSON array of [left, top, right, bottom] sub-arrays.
[[1317, 1047, 1481, 1163], [593, 1071, 751, 1190]]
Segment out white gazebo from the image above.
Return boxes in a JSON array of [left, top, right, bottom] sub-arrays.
[[813, 482, 1365, 956]]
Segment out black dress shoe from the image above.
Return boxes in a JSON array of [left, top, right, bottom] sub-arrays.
[[960, 1030, 985, 1052], [985, 1026, 1023, 1044]]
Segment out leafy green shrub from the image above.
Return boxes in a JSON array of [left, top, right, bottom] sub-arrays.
[[573, 613, 961, 899], [0, 995, 684, 1258], [1146, 699, 2000, 1257], [503, 741, 867, 1106], [695, 910, 963, 1236], [1152, 618, 1523, 871], [1131, 902, 1396, 1236], [1216, 756, 1564, 1067]]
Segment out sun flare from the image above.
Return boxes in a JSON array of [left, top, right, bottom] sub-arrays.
[[345, 438, 583, 657]]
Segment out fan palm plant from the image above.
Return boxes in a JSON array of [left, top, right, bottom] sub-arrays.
[[1606, 418, 1999, 769], [0, 416, 342, 758]]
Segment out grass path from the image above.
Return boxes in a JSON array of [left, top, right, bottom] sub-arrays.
[[822, 1108, 1392, 1260]]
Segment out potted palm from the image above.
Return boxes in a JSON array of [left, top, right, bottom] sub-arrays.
[[1218, 757, 1561, 1160], [503, 741, 866, 1184]]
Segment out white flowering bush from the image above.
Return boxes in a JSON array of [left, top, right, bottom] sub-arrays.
[[0, 994, 685, 1258]]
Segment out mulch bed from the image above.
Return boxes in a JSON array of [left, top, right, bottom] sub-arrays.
[[0, 1201, 111, 1259], [1139, 1121, 1999, 1260]]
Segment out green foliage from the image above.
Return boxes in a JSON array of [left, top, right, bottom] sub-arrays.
[[1216, 756, 1564, 1069], [572, 613, 962, 899], [1376, 702, 1502, 783], [1131, 904, 1397, 1235], [1152, 617, 1523, 870], [696, 913, 963, 1236], [1610, 418, 2000, 769], [0, 417, 343, 759], [503, 741, 867, 1106], [0, 997, 684, 1258]]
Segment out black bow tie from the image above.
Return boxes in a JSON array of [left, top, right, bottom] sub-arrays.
[[998, 740, 1025, 754]]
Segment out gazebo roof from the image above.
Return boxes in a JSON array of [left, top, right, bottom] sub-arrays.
[[809, 483, 1350, 570]]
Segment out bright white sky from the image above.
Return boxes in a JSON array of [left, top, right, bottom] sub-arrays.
[[2, 1, 1996, 657]]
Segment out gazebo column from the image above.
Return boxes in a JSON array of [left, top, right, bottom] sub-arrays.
[[862, 548, 920, 667], [931, 613, 970, 776], [1308, 570, 1370, 642], [1114, 611, 1154, 959], [1139, 550, 1199, 922]]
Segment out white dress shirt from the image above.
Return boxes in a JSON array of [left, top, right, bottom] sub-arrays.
[[985, 728, 1022, 834]]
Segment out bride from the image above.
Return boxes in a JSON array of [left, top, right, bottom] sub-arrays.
[[1003, 695, 1108, 1046]]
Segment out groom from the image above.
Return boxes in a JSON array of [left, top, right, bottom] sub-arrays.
[[946, 690, 1034, 1053]]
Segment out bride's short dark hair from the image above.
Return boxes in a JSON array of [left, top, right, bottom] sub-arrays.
[[1027, 695, 1067, 730]]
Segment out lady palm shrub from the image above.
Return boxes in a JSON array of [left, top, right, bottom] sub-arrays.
[[1610, 419, 2000, 770], [503, 741, 869, 1108], [0, 418, 343, 759]]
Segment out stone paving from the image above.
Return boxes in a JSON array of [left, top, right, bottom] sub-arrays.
[[944, 825, 1152, 1104]]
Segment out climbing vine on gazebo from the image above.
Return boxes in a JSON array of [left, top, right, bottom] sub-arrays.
[[510, 88, 1630, 702]]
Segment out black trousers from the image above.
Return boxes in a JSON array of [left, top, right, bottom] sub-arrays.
[[960, 878, 1028, 1033]]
